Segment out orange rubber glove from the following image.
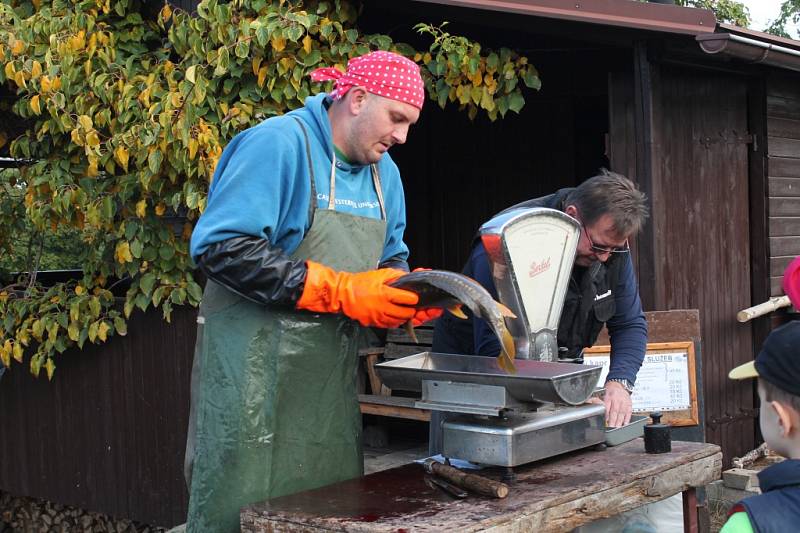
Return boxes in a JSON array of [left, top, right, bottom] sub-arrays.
[[411, 307, 444, 326], [296, 260, 419, 328]]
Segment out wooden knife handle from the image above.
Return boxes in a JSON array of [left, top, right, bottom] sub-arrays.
[[424, 459, 509, 498]]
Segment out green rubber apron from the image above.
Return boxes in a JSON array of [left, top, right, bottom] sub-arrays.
[[185, 119, 387, 532]]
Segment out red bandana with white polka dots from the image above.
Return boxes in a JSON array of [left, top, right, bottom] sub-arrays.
[[310, 51, 425, 110]]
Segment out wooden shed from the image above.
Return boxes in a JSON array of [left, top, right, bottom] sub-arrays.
[[361, 0, 800, 466], [1, 0, 799, 528]]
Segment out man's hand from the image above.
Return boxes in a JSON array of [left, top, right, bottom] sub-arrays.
[[603, 381, 633, 428]]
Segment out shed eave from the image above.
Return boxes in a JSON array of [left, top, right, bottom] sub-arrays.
[[410, 0, 717, 36], [697, 33, 800, 73]]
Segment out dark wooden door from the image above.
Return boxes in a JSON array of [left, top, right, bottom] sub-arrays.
[[609, 60, 756, 464]]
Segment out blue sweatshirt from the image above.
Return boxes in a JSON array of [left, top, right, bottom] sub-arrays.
[[190, 93, 409, 265]]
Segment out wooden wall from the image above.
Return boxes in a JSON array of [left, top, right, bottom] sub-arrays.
[[609, 56, 759, 465], [0, 307, 196, 528], [766, 73, 800, 295]]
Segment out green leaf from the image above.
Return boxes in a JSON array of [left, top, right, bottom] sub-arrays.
[[159, 245, 176, 260], [148, 150, 163, 174], [152, 286, 166, 307], [125, 220, 139, 241], [140, 273, 157, 296], [130, 239, 143, 258], [486, 52, 499, 71], [508, 91, 525, 113], [235, 40, 250, 59], [89, 297, 101, 319], [123, 299, 135, 319], [135, 293, 149, 312], [523, 68, 541, 90], [256, 26, 269, 46], [113, 316, 127, 336], [67, 322, 80, 342], [187, 281, 204, 302]]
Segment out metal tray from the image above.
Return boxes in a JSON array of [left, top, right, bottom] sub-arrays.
[[604, 415, 648, 446], [375, 352, 602, 406]]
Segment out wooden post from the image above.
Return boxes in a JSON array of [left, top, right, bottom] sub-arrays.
[[682, 487, 698, 533]]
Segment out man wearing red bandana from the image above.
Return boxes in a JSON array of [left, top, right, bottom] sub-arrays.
[[184, 51, 441, 532]]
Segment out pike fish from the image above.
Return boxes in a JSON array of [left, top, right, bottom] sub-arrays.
[[389, 270, 518, 374]]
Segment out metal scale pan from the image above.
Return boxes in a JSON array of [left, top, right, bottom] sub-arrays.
[[376, 352, 601, 407]]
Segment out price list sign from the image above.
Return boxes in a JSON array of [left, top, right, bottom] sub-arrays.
[[583, 341, 699, 426]]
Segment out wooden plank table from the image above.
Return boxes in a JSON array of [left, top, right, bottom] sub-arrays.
[[241, 439, 722, 532]]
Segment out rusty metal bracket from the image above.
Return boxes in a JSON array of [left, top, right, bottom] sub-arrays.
[[706, 408, 759, 430], [698, 131, 756, 149]]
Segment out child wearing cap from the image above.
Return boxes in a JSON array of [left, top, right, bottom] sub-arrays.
[[723, 321, 800, 532]]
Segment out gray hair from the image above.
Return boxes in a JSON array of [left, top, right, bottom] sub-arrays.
[[566, 169, 649, 236]]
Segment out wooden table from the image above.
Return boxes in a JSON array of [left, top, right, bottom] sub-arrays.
[[241, 439, 722, 532]]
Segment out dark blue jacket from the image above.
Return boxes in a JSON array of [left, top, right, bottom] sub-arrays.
[[431, 189, 647, 384], [735, 459, 800, 533]]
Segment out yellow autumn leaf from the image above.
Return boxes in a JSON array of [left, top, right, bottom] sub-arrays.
[[115, 145, 129, 172], [136, 199, 147, 218], [252, 57, 262, 77], [11, 39, 25, 56], [155, 202, 166, 216], [87, 156, 99, 177], [271, 36, 286, 52], [75, 285, 85, 295], [86, 131, 100, 147], [471, 71, 483, 86], [73, 30, 86, 51], [45, 358, 55, 380], [302, 35, 312, 54], [98, 321, 110, 342], [12, 342, 23, 363], [4, 61, 15, 79], [189, 138, 199, 160], [115, 241, 133, 263], [31, 60, 42, 79], [0, 341, 10, 368], [138, 88, 150, 107], [14, 70, 26, 89], [257, 65, 268, 88], [30, 94, 41, 115], [40, 75, 51, 93], [160, 3, 172, 21], [51, 76, 61, 91], [78, 114, 93, 131], [185, 64, 197, 84]]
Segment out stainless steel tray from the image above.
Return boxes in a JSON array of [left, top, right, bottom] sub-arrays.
[[375, 352, 602, 406], [604, 415, 648, 446]]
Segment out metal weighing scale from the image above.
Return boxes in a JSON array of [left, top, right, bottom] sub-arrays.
[[376, 208, 607, 470]]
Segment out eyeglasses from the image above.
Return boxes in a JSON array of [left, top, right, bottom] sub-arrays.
[[582, 225, 630, 255]]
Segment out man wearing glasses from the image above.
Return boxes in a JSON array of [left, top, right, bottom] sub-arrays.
[[432, 170, 649, 428]]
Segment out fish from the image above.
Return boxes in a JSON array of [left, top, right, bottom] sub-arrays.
[[389, 270, 518, 374]]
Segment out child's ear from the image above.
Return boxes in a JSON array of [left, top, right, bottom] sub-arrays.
[[770, 400, 797, 437]]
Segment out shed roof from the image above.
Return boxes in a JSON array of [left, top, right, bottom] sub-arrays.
[[412, 0, 800, 72]]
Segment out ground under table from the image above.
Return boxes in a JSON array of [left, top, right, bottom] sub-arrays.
[[241, 439, 722, 532]]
